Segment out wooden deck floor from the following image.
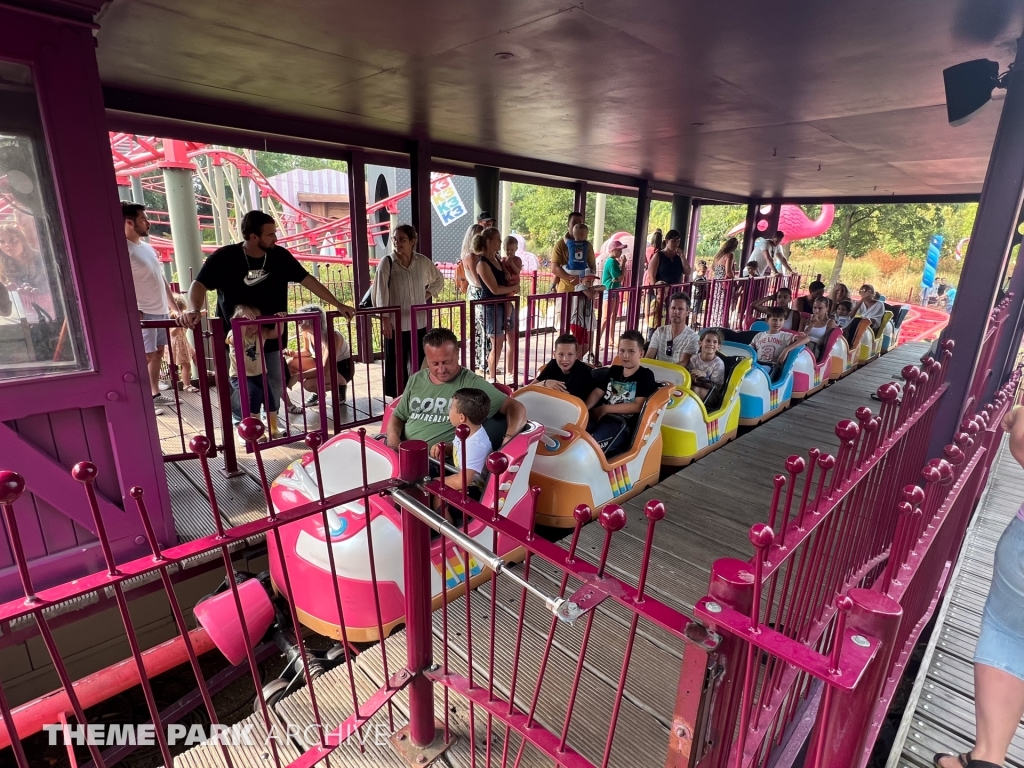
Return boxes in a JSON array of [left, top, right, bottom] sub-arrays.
[[172, 343, 930, 767], [888, 436, 1024, 768]]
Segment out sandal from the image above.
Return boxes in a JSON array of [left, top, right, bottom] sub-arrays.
[[932, 751, 1001, 768], [185, 385, 200, 393]]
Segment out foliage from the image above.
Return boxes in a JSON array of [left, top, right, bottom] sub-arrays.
[[509, 184, 574, 255], [695, 204, 748, 257], [249, 151, 347, 178]]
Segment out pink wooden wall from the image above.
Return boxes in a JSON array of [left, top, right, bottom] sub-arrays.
[[0, 4, 174, 600]]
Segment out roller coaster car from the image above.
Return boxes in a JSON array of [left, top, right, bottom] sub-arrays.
[[511, 383, 672, 527], [833, 319, 872, 378], [883, 304, 910, 351], [857, 310, 894, 365], [267, 422, 545, 642], [720, 329, 802, 426], [791, 327, 844, 399], [640, 357, 750, 466]]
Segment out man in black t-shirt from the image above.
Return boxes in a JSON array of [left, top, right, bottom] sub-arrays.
[[535, 333, 594, 401], [584, 330, 658, 454], [181, 210, 355, 424]]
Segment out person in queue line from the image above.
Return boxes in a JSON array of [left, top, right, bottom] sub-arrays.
[[645, 229, 663, 263], [712, 237, 738, 280], [688, 328, 726, 401], [181, 210, 355, 426], [932, 404, 1024, 768], [752, 287, 801, 330], [645, 228, 691, 287], [474, 227, 518, 382], [800, 296, 837, 357], [167, 293, 198, 393], [751, 307, 809, 379], [371, 223, 444, 398], [121, 203, 183, 407], [383, 328, 527, 456], [749, 230, 789, 276], [599, 238, 626, 343], [743, 260, 760, 279], [550, 211, 587, 292], [552, 219, 595, 292], [794, 280, 827, 315], [225, 304, 280, 442], [460, 223, 488, 374], [284, 303, 353, 412], [535, 333, 595, 401], [853, 283, 885, 330], [585, 330, 658, 455], [476, 210, 496, 229], [645, 292, 699, 368], [569, 269, 603, 364]]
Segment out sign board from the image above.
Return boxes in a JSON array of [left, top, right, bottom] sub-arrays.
[[429, 173, 468, 227]]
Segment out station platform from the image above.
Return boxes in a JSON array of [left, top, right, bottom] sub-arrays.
[[889, 436, 1024, 768], [171, 342, 928, 767]]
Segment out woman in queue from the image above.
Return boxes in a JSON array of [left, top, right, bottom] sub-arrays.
[[474, 227, 518, 382], [372, 224, 444, 398], [460, 224, 488, 373]]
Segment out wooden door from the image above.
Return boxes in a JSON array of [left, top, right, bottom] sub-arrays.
[[0, 6, 173, 601]]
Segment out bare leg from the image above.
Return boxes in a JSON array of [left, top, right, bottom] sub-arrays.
[[972, 663, 1024, 764], [505, 327, 515, 379], [488, 335, 504, 379], [147, 348, 163, 396]]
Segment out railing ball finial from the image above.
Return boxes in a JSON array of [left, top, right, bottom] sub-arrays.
[[920, 462, 944, 484], [304, 432, 323, 450], [748, 522, 774, 550], [485, 452, 509, 476], [237, 417, 265, 444], [644, 500, 666, 522], [573, 504, 593, 524], [855, 405, 873, 422], [835, 419, 860, 443], [876, 383, 901, 402], [599, 504, 627, 532], [940, 338, 955, 353], [0, 471, 26, 504], [785, 455, 805, 475], [189, 434, 211, 456], [943, 444, 965, 465], [903, 483, 926, 504], [71, 461, 98, 483], [454, 423, 470, 441], [129, 486, 145, 500], [818, 453, 836, 470], [901, 364, 920, 382]]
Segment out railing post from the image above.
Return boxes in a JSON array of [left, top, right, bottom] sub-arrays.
[[209, 318, 242, 477], [700, 557, 755, 768], [397, 439, 438, 749], [805, 588, 902, 768]]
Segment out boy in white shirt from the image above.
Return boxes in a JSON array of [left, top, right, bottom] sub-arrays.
[[446, 388, 493, 497], [751, 307, 809, 380]]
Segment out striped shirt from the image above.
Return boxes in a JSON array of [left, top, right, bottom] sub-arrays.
[[372, 251, 445, 329]]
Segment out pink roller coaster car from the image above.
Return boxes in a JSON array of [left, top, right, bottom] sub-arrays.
[[267, 422, 544, 642]]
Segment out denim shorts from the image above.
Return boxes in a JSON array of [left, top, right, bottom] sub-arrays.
[[141, 312, 169, 353], [974, 515, 1024, 681]]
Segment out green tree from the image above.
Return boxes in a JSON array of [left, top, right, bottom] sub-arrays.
[[249, 151, 347, 178], [509, 184, 574, 255], [695, 204, 747, 257]]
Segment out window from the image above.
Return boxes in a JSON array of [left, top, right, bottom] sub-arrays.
[[0, 61, 89, 381]]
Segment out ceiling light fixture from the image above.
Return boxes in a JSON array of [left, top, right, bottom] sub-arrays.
[[494, 52, 516, 60], [943, 59, 1008, 126]]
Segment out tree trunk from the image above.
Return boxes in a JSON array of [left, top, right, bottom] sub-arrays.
[[829, 208, 854, 287]]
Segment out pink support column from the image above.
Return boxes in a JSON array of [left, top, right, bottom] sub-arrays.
[[806, 588, 902, 768]]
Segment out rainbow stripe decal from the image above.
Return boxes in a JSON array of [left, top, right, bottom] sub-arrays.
[[441, 554, 483, 590], [769, 386, 783, 410], [608, 466, 634, 497], [707, 417, 723, 445]]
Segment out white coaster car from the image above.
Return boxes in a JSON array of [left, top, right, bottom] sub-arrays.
[[511, 383, 672, 527], [856, 310, 893, 366], [640, 357, 749, 465], [883, 304, 910, 351], [833, 319, 872, 379], [791, 327, 843, 399], [719, 329, 801, 426], [267, 422, 544, 642]]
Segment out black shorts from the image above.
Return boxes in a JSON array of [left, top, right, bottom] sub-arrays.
[[336, 358, 353, 382]]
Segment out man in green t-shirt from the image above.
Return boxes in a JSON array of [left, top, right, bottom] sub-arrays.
[[384, 328, 527, 457]]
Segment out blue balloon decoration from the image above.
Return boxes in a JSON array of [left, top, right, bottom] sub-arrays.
[[921, 234, 942, 290]]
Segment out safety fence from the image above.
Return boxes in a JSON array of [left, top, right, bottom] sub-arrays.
[[966, 294, 1013, 409], [0, 420, 721, 767], [689, 342, 1019, 768]]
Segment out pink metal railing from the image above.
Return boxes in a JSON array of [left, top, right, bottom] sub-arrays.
[[966, 294, 1013, 408], [693, 342, 953, 768], [0, 421, 719, 767]]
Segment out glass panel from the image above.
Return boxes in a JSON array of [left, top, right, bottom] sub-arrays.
[[0, 61, 89, 381]]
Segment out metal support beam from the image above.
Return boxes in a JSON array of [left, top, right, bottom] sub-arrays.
[[593, 192, 607, 247], [574, 181, 588, 219], [686, 202, 702, 267], [474, 165, 500, 222], [130, 175, 145, 206], [212, 163, 232, 243], [499, 179, 513, 239], [929, 40, 1024, 455], [672, 195, 694, 268], [161, 167, 204, 286], [348, 152, 375, 364], [629, 179, 652, 327], [410, 140, 433, 259], [990, 205, 1024, 391]]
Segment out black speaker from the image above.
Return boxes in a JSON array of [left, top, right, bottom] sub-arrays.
[[943, 59, 1000, 126]]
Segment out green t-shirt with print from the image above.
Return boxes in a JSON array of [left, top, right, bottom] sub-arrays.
[[394, 368, 506, 446]]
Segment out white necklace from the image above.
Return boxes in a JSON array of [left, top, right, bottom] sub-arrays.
[[243, 245, 268, 287]]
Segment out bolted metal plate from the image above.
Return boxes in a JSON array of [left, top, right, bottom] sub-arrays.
[[389, 721, 455, 767]]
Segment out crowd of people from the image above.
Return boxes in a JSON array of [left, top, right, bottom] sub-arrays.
[[119, 201, 894, 448]]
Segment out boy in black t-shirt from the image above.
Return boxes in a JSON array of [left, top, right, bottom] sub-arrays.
[[535, 334, 594, 401], [585, 330, 658, 454]]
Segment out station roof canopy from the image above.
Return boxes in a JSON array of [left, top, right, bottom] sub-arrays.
[[93, 0, 1023, 200]]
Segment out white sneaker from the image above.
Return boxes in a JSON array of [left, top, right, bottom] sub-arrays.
[[155, 407, 165, 416], [158, 381, 172, 391]]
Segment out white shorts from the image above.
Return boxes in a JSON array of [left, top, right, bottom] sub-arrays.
[[141, 313, 169, 354]]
